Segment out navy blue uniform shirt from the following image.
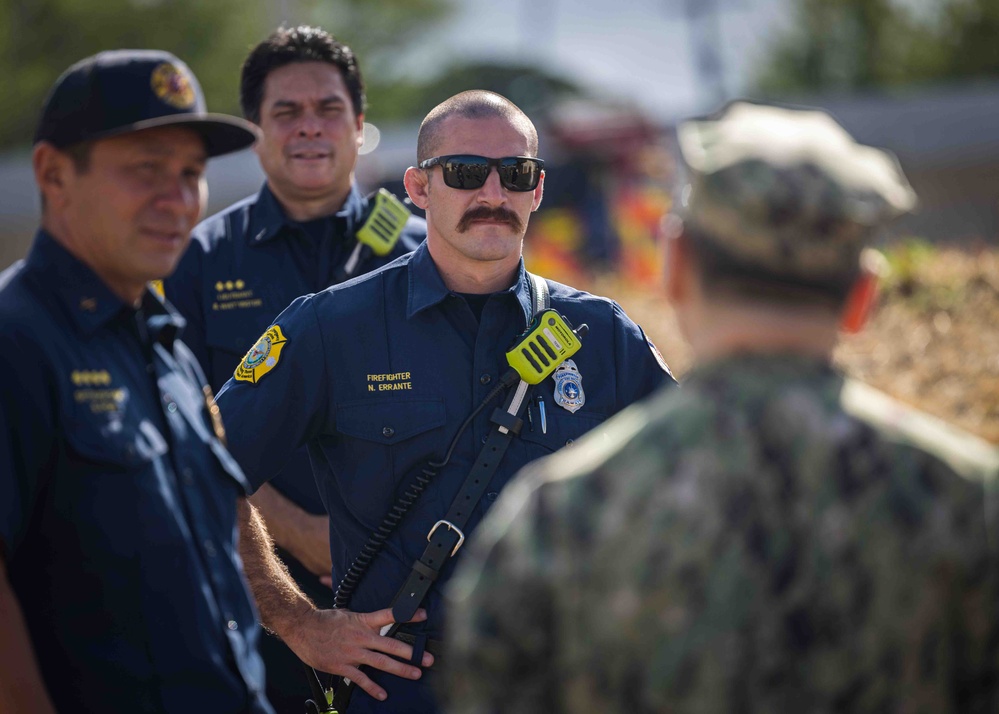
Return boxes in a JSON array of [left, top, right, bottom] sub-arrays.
[[216, 241, 675, 713], [164, 183, 425, 512], [0, 231, 272, 714]]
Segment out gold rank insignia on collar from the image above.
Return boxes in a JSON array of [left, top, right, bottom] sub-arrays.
[[234, 325, 288, 384]]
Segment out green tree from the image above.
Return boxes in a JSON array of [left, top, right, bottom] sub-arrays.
[[366, 61, 586, 123], [755, 0, 999, 93], [0, 0, 454, 150], [0, 0, 268, 150], [293, 0, 454, 82]]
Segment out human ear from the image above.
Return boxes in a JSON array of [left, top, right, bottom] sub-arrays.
[[403, 165, 430, 211], [840, 270, 877, 334], [33, 142, 72, 211], [663, 216, 691, 305], [530, 170, 545, 212]]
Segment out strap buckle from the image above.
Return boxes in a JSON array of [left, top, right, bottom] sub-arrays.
[[427, 519, 465, 557]]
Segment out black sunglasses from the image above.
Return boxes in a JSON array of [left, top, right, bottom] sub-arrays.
[[419, 154, 544, 192]]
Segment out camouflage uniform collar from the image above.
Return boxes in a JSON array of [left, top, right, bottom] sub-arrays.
[[686, 352, 839, 387]]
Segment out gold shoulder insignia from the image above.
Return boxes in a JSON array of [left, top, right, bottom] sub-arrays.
[[646, 335, 673, 377], [235, 325, 289, 384]]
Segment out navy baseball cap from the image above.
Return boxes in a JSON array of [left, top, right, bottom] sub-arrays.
[[34, 49, 258, 157]]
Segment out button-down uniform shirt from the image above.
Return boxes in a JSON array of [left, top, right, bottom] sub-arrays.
[[0, 231, 271, 714], [216, 241, 675, 713], [164, 183, 425, 512]]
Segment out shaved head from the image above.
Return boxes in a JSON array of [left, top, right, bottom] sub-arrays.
[[417, 90, 538, 162]]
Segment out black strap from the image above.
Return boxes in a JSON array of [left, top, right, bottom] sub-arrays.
[[334, 243, 369, 284], [327, 273, 550, 711], [390, 378, 532, 623], [390, 273, 547, 622], [332, 192, 376, 283], [528, 272, 549, 319], [393, 631, 445, 659]]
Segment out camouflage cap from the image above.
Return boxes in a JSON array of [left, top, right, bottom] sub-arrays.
[[676, 100, 917, 284]]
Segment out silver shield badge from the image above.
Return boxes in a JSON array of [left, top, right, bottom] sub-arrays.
[[552, 359, 584, 413]]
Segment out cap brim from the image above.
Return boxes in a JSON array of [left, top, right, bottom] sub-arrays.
[[70, 112, 260, 158], [128, 112, 260, 157]]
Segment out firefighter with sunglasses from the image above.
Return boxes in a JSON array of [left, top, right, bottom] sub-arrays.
[[216, 91, 675, 714]]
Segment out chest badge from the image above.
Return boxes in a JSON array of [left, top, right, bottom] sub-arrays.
[[235, 325, 288, 384], [551, 359, 585, 413]]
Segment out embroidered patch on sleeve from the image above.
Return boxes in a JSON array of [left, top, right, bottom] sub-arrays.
[[234, 325, 288, 384], [647, 335, 674, 377]]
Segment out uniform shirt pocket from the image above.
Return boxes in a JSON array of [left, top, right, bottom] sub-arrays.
[[326, 397, 447, 525], [336, 397, 446, 445], [62, 417, 173, 556], [66, 416, 168, 470], [517, 410, 605, 454]]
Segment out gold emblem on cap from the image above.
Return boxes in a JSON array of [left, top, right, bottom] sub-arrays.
[[150, 63, 195, 110]]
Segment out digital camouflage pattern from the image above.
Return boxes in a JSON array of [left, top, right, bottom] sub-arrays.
[[445, 355, 999, 714], [677, 101, 917, 284]]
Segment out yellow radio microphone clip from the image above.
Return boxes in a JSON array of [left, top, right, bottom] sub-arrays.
[[356, 188, 410, 256], [341, 188, 412, 279], [505, 310, 588, 385]]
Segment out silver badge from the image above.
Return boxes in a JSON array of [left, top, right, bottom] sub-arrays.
[[552, 359, 584, 413]]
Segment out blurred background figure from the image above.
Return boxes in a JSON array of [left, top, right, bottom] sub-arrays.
[[443, 99, 999, 714], [160, 26, 425, 712], [0, 50, 270, 714]]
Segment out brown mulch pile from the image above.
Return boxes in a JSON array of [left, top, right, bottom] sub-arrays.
[[835, 245, 999, 443], [581, 244, 999, 444]]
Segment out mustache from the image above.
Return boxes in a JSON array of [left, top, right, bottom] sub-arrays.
[[457, 206, 523, 233]]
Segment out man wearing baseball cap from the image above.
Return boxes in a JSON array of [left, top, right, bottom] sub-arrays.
[[445, 101, 999, 712], [0, 50, 272, 713]]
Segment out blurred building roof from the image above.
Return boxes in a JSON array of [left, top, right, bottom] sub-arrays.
[[790, 80, 999, 168], [2, 80, 998, 269]]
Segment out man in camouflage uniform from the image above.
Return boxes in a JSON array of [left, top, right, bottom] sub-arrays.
[[442, 100, 999, 713]]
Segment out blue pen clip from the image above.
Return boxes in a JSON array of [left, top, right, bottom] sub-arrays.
[[537, 394, 547, 435]]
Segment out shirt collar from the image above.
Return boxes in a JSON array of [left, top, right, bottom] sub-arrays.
[[689, 352, 837, 387], [141, 288, 186, 348], [406, 241, 533, 324], [246, 182, 366, 245], [25, 229, 186, 343]]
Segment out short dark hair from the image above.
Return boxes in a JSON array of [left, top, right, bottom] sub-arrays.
[[240, 25, 365, 124], [64, 140, 94, 173], [417, 91, 538, 163], [684, 224, 856, 307], [40, 140, 93, 213]]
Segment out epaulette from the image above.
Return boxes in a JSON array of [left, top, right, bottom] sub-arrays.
[[840, 378, 999, 482]]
